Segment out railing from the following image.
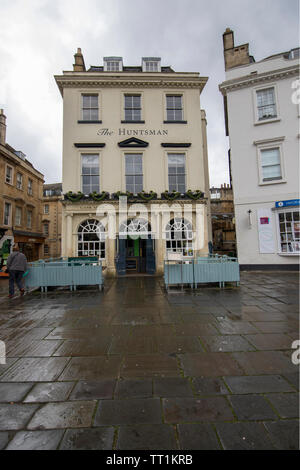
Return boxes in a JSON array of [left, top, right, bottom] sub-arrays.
[[164, 254, 240, 290], [24, 257, 103, 292]]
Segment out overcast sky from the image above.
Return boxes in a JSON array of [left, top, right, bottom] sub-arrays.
[[0, 0, 298, 187]]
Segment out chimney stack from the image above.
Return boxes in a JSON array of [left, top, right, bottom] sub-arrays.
[[222, 28, 251, 71], [0, 109, 6, 145], [73, 48, 86, 72]]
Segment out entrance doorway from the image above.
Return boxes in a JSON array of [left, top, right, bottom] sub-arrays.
[[125, 237, 147, 273], [115, 218, 156, 275]]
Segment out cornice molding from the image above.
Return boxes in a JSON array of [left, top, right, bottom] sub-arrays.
[[219, 65, 299, 95], [54, 75, 208, 96]]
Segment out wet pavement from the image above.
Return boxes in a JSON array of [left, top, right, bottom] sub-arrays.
[[0, 272, 299, 450]]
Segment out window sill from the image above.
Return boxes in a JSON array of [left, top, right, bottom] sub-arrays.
[[278, 253, 300, 256], [254, 117, 281, 126], [259, 179, 286, 186], [77, 120, 102, 124], [121, 120, 145, 124], [164, 120, 187, 124]]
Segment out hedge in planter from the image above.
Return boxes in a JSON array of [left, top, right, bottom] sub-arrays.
[[137, 191, 157, 201], [185, 190, 204, 200], [65, 191, 84, 202], [89, 191, 110, 202], [162, 190, 182, 201]]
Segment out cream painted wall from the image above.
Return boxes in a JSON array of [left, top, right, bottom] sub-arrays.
[[62, 86, 206, 195]]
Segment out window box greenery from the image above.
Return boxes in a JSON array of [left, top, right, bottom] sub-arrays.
[[64, 191, 84, 202], [137, 191, 157, 201], [89, 191, 110, 202], [185, 190, 204, 200], [161, 190, 182, 201]]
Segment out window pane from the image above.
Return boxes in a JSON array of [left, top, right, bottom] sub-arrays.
[[262, 164, 281, 179], [257, 88, 277, 120], [261, 148, 280, 166], [90, 109, 98, 120]]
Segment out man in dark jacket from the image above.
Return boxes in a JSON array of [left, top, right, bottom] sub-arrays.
[[6, 244, 28, 298]]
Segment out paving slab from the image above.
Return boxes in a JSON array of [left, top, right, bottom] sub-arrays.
[[180, 352, 244, 377], [58, 356, 121, 381], [27, 401, 97, 430], [69, 380, 116, 400], [153, 377, 194, 397], [23, 382, 74, 403], [94, 398, 162, 426], [177, 423, 221, 450], [163, 397, 234, 423], [0, 357, 70, 382], [192, 377, 229, 395], [0, 404, 39, 430], [232, 351, 297, 375], [215, 422, 275, 450], [200, 334, 255, 352], [0, 383, 34, 402], [116, 424, 178, 450], [5, 429, 64, 450], [59, 427, 114, 450], [0, 432, 13, 450], [121, 354, 180, 377], [224, 375, 295, 394], [228, 394, 278, 420], [115, 378, 153, 399], [244, 334, 294, 350], [263, 420, 299, 450], [265, 393, 299, 419]]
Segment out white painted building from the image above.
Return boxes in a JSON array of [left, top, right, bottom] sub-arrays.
[[55, 52, 211, 276], [219, 29, 299, 269]]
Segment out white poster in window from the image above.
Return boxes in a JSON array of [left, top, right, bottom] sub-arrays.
[[257, 208, 275, 253]]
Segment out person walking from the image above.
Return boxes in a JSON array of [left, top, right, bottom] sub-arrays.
[[6, 244, 28, 298]]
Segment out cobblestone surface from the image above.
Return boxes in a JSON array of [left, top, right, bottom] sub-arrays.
[[0, 272, 299, 449]]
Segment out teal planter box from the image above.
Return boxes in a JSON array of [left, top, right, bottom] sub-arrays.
[[164, 256, 240, 289], [25, 259, 103, 291]]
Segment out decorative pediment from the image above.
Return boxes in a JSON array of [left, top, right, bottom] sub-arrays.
[[118, 138, 149, 148]]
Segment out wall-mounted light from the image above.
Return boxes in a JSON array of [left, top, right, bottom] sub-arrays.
[[247, 209, 252, 228]]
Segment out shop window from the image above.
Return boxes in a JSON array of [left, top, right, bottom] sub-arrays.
[[77, 219, 106, 259], [165, 218, 193, 257], [278, 210, 300, 253]]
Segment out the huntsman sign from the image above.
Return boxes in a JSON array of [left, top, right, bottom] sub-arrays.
[[97, 128, 168, 136]]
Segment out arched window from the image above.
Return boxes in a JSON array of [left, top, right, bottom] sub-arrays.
[[165, 218, 193, 257], [119, 218, 150, 238], [77, 219, 105, 258]]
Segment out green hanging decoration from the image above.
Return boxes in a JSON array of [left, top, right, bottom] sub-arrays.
[[185, 190, 204, 200], [65, 191, 84, 202], [89, 191, 109, 201], [162, 190, 181, 201], [137, 191, 157, 201]]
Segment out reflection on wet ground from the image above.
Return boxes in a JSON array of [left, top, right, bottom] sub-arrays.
[[0, 272, 299, 449]]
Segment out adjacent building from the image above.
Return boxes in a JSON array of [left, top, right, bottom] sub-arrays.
[[0, 109, 45, 264], [210, 184, 236, 257], [42, 183, 63, 259], [219, 29, 299, 269], [55, 52, 211, 276]]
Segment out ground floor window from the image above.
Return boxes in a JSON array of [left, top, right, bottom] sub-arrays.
[[278, 209, 300, 253], [165, 218, 193, 257], [77, 219, 105, 258]]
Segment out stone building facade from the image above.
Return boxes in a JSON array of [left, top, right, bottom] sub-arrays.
[[42, 183, 63, 259], [55, 52, 211, 276], [0, 110, 45, 264], [219, 29, 299, 269], [210, 184, 236, 257]]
